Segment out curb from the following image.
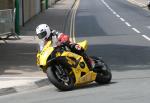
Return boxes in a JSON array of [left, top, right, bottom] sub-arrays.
[[128, 0, 148, 8], [0, 78, 50, 96]]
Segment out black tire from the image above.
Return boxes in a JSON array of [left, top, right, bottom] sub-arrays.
[[46, 66, 75, 91], [90, 56, 112, 84], [95, 64, 112, 84], [148, 4, 150, 9]]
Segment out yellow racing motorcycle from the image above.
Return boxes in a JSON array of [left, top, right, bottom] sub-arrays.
[[37, 40, 112, 91]]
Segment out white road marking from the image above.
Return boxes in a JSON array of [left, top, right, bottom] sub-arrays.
[[101, 0, 150, 42], [113, 11, 117, 14], [116, 14, 120, 18], [132, 28, 141, 33], [70, 0, 80, 43], [106, 5, 109, 8], [142, 35, 150, 41], [120, 18, 125, 22], [73, 0, 80, 43], [125, 22, 131, 27], [109, 8, 114, 12], [101, 0, 143, 35]]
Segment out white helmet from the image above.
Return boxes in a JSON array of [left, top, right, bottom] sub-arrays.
[[36, 24, 51, 40]]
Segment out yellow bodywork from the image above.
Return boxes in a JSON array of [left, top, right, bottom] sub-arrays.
[[36, 40, 97, 85], [77, 40, 88, 51], [37, 41, 53, 66]]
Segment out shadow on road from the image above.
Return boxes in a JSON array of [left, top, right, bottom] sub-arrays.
[[75, 82, 117, 90], [0, 3, 76, 76], [56, 82, 117, 92], [87, 43, 150, 71], [1, 41, 150, 76], [0, 43, 39, 76]]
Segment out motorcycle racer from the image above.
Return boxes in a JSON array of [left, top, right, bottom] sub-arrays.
[[36, 24, 93, 69]]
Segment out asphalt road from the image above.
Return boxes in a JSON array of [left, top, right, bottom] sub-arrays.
[[1, 0, 150, 102]]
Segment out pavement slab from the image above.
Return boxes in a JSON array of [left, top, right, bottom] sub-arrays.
[[128, 0, 148, 8]]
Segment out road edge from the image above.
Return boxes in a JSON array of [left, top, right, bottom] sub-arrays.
[[127, 0, 148, 10], [0, 78, 50, 96]]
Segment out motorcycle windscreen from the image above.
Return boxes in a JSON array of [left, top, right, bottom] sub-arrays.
[[77, 40, 88, 50], [38, 41, 54, 66]]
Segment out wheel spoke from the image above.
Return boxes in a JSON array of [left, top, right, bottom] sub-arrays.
[[55, 65, 71, 86]]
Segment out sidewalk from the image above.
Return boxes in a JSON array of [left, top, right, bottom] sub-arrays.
[[0, 0, 75, 96], [128, 0, 148, 8], [20, 0, 75, 35]]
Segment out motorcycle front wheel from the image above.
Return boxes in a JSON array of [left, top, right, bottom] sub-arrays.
[[46, 65, 75, 91]]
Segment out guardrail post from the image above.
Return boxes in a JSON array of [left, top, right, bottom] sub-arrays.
[[15, 0, 20, 34]]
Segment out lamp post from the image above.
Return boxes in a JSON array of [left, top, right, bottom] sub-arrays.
[[15, 0, 20, 34], [46, 0, 48, 9]]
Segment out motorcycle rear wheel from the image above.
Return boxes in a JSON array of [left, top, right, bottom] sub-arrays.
[[47, 65, 75, 91], [91, 56, 112, 84], [95, 64, 112, 84]]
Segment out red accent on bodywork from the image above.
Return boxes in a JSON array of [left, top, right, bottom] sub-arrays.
[[58, 33, 70, 43]]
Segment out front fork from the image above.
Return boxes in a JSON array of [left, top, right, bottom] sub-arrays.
[[55, 65, 69, 83]]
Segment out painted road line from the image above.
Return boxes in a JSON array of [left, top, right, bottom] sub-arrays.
[[125, 22, 131, 27], [142, 35, 150, 41], [120, 18, 125, 22], [116, 14, 120, 18], [73, 0, 80, 43], [70, 8, 76, 42], [106, 4, 110, 8], [113, 11, 117, 14], [70, 0, 80, 43], [70, 9, 75, 42], [70, 0, 76, 42], [110, 8, 114, 12], [101, 0, 144, 37], [101, 0, 142, 34], [70, 8, 73, 42], [132, 28, 141, 33]]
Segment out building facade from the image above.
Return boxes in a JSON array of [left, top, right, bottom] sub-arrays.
[[0, 0, 57, 34], [0, 0, 14, 10], [19, 0, 41, 26]]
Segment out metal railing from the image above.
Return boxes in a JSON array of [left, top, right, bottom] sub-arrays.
[[0, 8, 19, 41]]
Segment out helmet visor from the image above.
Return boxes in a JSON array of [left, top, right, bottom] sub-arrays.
[[37, 31, 47, 39]]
